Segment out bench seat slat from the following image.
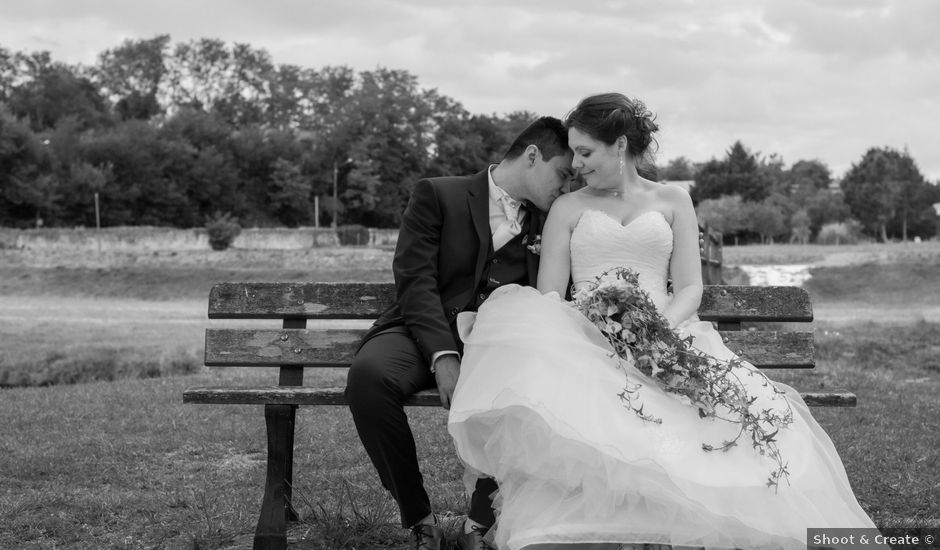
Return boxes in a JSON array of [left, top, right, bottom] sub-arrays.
[[208, 283, 813, 322], [183, 386, 856, 408], [205, 329, 816, 369]]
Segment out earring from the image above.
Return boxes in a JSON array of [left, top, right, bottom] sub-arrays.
[[619, 154, 625, 176]]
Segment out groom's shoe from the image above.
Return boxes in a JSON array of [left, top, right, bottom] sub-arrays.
[[455, 520, 492, 550], [411, 521, 444, 550]]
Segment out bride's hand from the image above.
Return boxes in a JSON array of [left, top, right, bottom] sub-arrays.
[[433, 355, 461, 409]]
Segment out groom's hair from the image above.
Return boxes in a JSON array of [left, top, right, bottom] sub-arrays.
[[502, 116, 569, 162]]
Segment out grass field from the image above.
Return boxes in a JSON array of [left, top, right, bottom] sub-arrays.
[[1, 241, 939, 548]]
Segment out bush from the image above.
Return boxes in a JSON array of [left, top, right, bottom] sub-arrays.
[[816, 220, 863, 245], [205, 212, 241, 250], [336, 224, 370, 246]]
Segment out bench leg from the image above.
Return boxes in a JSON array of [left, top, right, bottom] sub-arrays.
[[253, 404, 296, 550], [284, 405, 299, 522]]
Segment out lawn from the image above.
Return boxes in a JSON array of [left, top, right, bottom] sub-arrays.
[[1, 242, 938, 548]]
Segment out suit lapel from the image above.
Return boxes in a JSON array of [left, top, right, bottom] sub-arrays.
[[467, 170, 491, 284]]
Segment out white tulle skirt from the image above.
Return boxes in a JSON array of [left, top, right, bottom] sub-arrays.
[[447, 285, 876, 550]]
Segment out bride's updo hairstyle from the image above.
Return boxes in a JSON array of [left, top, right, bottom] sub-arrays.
[[564, 93, 659, 164]]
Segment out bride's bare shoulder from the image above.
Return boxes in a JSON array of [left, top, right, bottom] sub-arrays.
[[546, 192, 591, 226], [653, 181, 693, 206]]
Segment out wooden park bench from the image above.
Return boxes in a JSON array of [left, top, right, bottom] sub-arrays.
[[183, 273, 856, 548]]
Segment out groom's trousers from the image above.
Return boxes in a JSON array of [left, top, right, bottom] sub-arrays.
[[346, 326, 498, 528]]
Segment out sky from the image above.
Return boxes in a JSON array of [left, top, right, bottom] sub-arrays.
[[1, 0, 938, 180]]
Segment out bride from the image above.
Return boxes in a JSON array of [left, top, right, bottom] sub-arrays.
[[447, 93, 877, 549]]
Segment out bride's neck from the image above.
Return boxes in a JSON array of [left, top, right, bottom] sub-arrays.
[[594, 167, 643, 197]]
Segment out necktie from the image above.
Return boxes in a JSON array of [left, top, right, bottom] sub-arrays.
[[493, 195, 525, 250], [500, 195, 522, 231]]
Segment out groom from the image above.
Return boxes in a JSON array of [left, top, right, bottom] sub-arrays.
[[346, 116, 574, 549]]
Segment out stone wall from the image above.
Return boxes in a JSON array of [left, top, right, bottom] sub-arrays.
[[0, 226, 400, 251]]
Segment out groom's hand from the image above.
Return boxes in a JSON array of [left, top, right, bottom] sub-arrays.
[[433, 355, 461, 409]]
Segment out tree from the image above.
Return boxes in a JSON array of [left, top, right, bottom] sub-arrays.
[[660, 156, 696, 181], [0, 109, 53, 227], [7, 53, 110, 131], [695, 195, 747, 242], [267, 158, 311, 226], [789, 209, 811, 244], [212, 43, 276, 126], [329, 68, 435, 226], [691, 142, 771, 204], [158, 108, 242, 225], [741, 200, 787, 244], [0, 46, 16, 102], [841, 147, 927, 241], [788, 159, 832, 194], [804, 188, 851, 239], [266, 63, 320, 130], [94, 35, 170, 120]]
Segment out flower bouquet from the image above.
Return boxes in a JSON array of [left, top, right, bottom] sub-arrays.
[[572, 267, 794, 490]]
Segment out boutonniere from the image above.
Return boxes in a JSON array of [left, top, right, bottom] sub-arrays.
[[525, 234, 542, 255]]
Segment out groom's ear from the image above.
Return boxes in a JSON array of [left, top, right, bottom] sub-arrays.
[[525, 144, 541, 166]]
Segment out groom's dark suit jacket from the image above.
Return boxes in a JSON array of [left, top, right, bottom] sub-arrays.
[[365, 169, 543, 364]]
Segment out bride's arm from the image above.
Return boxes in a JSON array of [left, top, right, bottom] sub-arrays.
[[663, 186, 704, 328], [537, 194, 578, 296]]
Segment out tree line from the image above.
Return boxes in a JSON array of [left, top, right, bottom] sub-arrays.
[[679, 142, 939, 244], [2, 36, 937, 242]]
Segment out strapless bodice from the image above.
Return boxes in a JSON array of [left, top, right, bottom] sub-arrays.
[[570, 210, 673, 310]]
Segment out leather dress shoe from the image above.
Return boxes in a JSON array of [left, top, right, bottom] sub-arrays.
[[455, 520, 492, 550], [411, 521, 444, 550]]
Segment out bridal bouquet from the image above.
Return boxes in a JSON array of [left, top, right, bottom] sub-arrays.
[[572, 267, 794, 490]]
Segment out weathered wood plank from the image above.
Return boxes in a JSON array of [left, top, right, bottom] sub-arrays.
[[698, 285, 813, 322], [205, 328, 362, 366], [208, 282, 396, 319], [205, 329, 815, 368], [183, 386, 442, 406], [800, 391, 857, 407], [183, 386, 855, 407], [208, 283, 813, 322], [721, 331, 815, 368]]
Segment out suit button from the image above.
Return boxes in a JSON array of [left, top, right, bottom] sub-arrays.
[[450, 307, 459, 315], [491, 258, 499, 264], [479, 293, 487, 301]]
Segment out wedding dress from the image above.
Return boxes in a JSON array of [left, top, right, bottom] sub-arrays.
[[447, 210, 876, 550]]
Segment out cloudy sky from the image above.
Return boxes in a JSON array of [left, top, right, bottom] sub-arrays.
[[2, 0, 938, 179]]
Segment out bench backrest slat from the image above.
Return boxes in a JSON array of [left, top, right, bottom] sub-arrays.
[[204, 328, 815, 369], [208, 283, 813, 322], [208, 282, 397, 319]]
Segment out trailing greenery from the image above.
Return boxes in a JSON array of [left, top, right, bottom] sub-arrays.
[[574, 268, 793, 489]]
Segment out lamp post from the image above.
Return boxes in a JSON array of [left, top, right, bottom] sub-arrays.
[[332, 161, 338, 229]]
